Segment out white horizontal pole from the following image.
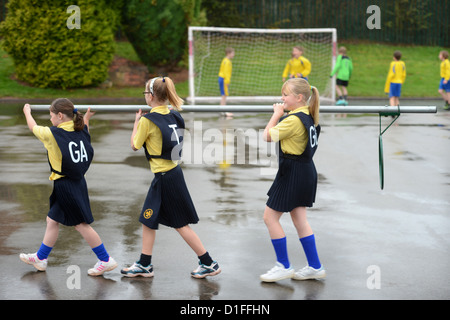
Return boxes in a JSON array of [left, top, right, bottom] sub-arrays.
[[30, 104, 437, 114], [189, 26, 337, 34]]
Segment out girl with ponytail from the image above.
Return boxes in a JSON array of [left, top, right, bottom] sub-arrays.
[[20, 98, 117, 276], [49, 98, 85, 131], [121, 76, 221, 279], [260, 78, 325, 282]]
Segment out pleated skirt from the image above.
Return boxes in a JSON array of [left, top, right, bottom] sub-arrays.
[[266, 157, 317, 212], [48, 177, 94, 226], [139, 165, 199, 229]]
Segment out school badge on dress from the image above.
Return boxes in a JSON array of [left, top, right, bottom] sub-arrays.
[[143, 209, 153, 219]]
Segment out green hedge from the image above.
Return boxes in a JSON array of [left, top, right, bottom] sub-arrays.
[[0, 0, 119, 89], [122, 0, 206, 73]]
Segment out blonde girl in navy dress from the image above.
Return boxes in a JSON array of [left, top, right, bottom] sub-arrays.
[[260, 78, 326, 282], [20, 99, 117, 276], [120, 77, 220, 279]]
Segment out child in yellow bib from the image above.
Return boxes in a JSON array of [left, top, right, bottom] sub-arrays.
[[282, 46, 311, 82]]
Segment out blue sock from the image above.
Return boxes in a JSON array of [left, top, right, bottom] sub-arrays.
[[92, 243, 110, 262], [300, 234, 321, 269], [271, 237, 290, 268], [36, 243, 53, 260]]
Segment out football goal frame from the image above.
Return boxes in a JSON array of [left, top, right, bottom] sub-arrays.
[[188, 26, 337, 105]]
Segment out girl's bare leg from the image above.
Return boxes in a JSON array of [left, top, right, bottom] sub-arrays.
[[42, 216, 59, 247], [289, 206, 313, 239], [74, 223, 102, 248], [176, 225, 206, 256], [141, 224, 156, 255], [263, 205, 285, 239]]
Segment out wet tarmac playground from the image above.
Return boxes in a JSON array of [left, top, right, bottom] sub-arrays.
[[0, 99, 449, 301]]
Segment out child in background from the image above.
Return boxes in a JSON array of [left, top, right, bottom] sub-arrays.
[[20, 99, 117, 276], [282, 46, 311, 82], [260, 78, 325, 282], [384, 51, 406, 107], [121, 77, 220, 279], [438, 50, 450, 110], [218, 47, 235, 117], [330, 46, 353, 106]]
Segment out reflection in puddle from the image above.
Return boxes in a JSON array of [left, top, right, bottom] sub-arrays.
[[393, 150, 425, 161], [208, 210, 260, 227]]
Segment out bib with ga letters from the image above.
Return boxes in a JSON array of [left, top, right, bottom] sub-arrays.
[[49, 125, 93, 179]]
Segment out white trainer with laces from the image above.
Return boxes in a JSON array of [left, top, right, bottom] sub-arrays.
[[260, 262, 295, 282], [293, 265, 326, 280], [19, 252, 47, 271], [88, 257, 118, 276]]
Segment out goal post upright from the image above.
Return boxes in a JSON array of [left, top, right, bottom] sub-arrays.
[[188, 26, 337, 105], [188, 26, 196, 105], [331, 28, 337, 103]]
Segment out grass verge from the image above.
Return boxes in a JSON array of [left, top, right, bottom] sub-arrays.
[[0, 40, 447, 100]]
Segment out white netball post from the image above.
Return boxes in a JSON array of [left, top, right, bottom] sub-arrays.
[[188, 26, 337, 105], [31, 105, 436, 114]]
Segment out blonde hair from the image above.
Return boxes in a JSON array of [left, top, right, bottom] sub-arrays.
[[282, 78, 320, 126], [441, 50, 449, 59], [145, 76, 184, 111], [225, 47, 234, 55], [338, 46, 347, 55], [50, 98, 84, 131]]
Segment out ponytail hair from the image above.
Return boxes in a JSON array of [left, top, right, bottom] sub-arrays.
[[50, 98, 84, 131], [309, 86, 320, 126], [145, 76, 184, 111], [282, 78, 320, 126]]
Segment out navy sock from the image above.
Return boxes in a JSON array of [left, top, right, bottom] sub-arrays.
[[300, 234, 321, 269], [92, 243, 110, 262], [138, 253, 152, 267], [199, 252, 213, 266], [36, 243, 52, 260], [271, 237, 290, 268]]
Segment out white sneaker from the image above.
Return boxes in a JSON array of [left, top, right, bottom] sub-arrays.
[[88, 257, 118, 276], [19, 252, 47, 271], [260, 262, 294, 282], [293, 265, 326, 280]]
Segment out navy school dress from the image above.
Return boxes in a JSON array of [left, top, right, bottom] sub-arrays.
[[266, 112, 321, 212], [139, 110, 199, 230], [48, 125, 94, 226]]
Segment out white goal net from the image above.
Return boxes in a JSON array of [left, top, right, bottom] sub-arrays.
[[188, 27, 337, 105]]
